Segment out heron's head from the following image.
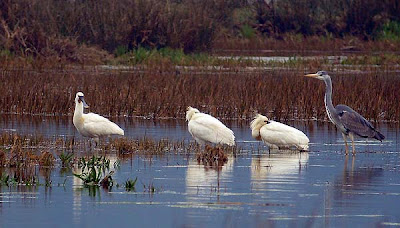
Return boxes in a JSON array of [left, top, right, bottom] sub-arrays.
[[75, 92, 89, 108], [304, 70, 330, 81], [186, 106, 200, 121]]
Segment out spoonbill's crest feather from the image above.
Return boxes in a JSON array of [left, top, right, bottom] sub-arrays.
[[250, 114, 309, 150], [186, 107, 235, 146]]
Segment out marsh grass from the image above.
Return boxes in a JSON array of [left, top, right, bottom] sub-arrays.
[[1, 134, 219, 190], [1, 67, 399, 121], [39, 151, 55, 167], [379, 21, 400, 42], [341, 54, 400, 66]]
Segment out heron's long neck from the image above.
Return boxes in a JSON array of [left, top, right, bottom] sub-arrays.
[[324, 77, 336, 122]]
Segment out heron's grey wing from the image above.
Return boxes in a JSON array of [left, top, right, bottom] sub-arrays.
[[335, 105, 376, 138]]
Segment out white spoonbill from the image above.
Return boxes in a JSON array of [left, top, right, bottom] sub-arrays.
[[250, 114, 309, 151], [186, 107, 235, 146], [73, 92, 124, 145]]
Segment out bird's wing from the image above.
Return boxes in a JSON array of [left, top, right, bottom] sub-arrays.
[[188, 113, 235, 146], [83, 113, 124, 136], [335, 105, 376, 138], [83, 113, 113, 123], [260, 121, 309, 148]]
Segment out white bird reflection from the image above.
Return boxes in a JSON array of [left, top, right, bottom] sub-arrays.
[[251, 152, 309, 192], [185, 154, 235, 200]]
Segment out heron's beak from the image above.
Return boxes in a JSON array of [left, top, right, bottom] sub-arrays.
[[304, 73, 318, 78], [79, 96, 89, 108]]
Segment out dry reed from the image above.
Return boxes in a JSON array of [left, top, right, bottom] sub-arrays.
[[0, 67, 398, 122], [196, 145, 229, 167]]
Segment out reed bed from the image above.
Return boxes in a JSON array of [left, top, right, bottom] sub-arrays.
[[0, 67, 399, 122]]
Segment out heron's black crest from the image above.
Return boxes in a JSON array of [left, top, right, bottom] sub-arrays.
[[317, 71, 328, 76]]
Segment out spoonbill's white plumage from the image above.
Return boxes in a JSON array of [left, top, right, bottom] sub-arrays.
[[186, 107, 235, 146], [73, 92, 124, 145], [250, 114, 309, 151]]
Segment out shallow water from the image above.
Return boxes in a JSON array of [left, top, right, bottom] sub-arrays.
[[0, 115, 400, 227]]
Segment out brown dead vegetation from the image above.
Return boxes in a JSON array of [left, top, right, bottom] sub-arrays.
[[196, 145, 229, 167], [0, 68, 398, 122]]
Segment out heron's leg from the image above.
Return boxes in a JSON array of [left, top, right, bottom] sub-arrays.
[[349, 133, 356, 155], [351, 153, 355, 172], [341, 133, 349, 155]]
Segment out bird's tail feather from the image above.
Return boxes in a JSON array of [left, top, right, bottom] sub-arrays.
[[374, 130, 385, 141]]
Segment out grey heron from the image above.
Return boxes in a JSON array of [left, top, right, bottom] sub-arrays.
[[305, 71, 384, 155]]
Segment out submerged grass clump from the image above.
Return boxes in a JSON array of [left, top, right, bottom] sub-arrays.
[[112, 137, 194, 156], [196, 145, 229, 167], [74, 155, 114, 186], [39, 151, 55, 167], [125, 177, 138, 191], [59, 151, 74, 167]]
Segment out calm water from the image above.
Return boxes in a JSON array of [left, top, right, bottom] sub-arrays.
[[0, 115, 400, 227]]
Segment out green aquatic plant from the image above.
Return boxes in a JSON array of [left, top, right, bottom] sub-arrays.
[[74, 155, 115, 186], [143, 181, 156, 194], [125, 177, 138, 191], [379, 21, 400, 41], [240, 24, 256, 39], [100, 171, 114, 188], [78, 155, 111, 171], [0, 173, 9, 186], [59, 152, 74, 167], [74, 166, 102, 186]]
